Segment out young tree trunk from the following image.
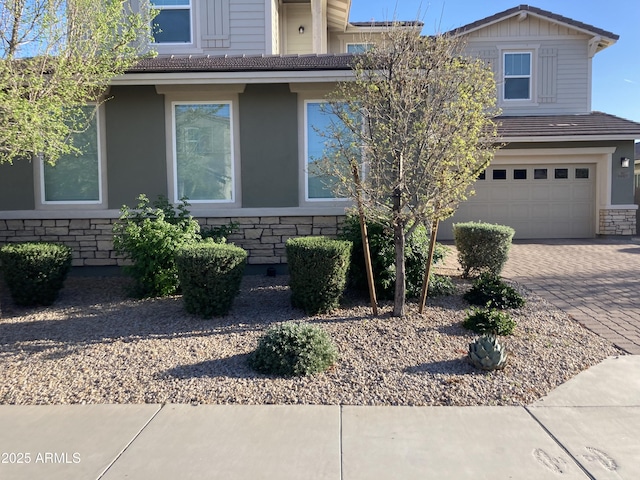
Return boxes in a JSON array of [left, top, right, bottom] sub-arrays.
[[392, 218, 406, 317]]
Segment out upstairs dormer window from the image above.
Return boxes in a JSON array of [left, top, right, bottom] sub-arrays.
[[503, 52, 531, 100], [151, 0, 192, 44]]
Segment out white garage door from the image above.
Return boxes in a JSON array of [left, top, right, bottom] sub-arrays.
[[439, 164, 596, 239]]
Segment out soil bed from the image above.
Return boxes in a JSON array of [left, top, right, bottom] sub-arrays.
[[0, 274, 621, 405]]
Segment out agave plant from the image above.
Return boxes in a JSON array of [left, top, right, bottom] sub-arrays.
[[468, 334, 508, 371]]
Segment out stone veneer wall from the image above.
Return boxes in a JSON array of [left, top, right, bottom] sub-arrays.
[[598, 209, 637, 236], [0, 216, 345, 267]]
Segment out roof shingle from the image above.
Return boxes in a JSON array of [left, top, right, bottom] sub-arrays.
[[129, 54, 356, 73], [497, 112, 640, 139]]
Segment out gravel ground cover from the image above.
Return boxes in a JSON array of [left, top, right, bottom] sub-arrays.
[[0, 274, 622, 406]]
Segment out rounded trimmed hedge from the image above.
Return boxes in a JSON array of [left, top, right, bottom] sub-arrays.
[[248, 322, 338, 376], [453, 222, 515, 278], [286, 236, 352, 314], [0, 242, 72, 306], [175, 242, 247, 317]]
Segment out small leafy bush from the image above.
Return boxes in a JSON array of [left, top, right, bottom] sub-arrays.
[[339, 215, 448, 299], [0, 242, 72, 306], [463, 307, 516, 336], [428, 274, 456, 297], [286, 236, 352, 314], [248, 322, 338, 376], [463, 274, 525, 309], [453, 222, 515, 278], [113, 194, 201, 298], [175, 242, 247, 317], [200, 221, 239, 243]]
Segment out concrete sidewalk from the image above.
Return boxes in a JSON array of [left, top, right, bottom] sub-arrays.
[[0, 356, 638, 480]]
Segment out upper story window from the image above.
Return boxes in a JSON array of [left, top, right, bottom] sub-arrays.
[[41, 106, 102, 204], [172, 102, 234, 203], [503, 52, 531, 100], [347, 43, 373, 54], [151, 0, 192, 44]]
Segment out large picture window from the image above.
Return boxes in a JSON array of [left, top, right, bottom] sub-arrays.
[[151, 0, 192, 44], [504, 52, 531, 100], [42, 107, 101, 203], [173, 102, 234, 203], [305, 101, 357, 201]]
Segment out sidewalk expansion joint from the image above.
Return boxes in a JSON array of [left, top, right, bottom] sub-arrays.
[[96, 404, 165, 480], [524, 406, 595, 480]]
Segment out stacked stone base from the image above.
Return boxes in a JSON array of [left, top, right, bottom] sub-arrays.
[[2, 210, 636, 268], [598, 209, 637, 236], [0, 216, 345, 267]]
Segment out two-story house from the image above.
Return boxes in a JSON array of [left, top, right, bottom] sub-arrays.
[[0, 3, 639, 267]]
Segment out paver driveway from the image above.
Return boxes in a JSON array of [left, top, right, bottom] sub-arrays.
[[500, 238, 640, 354]]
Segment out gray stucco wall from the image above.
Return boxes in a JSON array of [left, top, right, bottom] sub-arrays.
[[0, 159, 34, 210], [239, 84, 299, 208], [105, 86, 168, 209], [505, 140, 636, 205]]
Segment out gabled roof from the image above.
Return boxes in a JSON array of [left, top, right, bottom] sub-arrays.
[[129, 54, 356, 73], [497, 112, 640, 141], [450, 5, 618, 44]]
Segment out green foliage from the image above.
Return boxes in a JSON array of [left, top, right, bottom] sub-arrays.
[[113, 194, 201, 298], [339, 215, 449, 299], [0, 0, 156, 164], [463, 274, 525, 309], [453, 222, 515, 278], [0, 242, 72, 306], [428, 274, 456, 297], [286, 236, 352, 314], [175, 243, 247, 317], [463, 307, 516, 336], [468, 334, 508, 371], [248, 322, 338, 377], [200, 221, 239, 243]]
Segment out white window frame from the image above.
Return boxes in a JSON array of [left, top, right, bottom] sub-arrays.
[[35, 105, 106, 208], [170, 100, 237, 205], [503, 51, 531, 101], [150, 0, 194, 46], [499, 46, 539, 106], [303, 99, 353, 203]]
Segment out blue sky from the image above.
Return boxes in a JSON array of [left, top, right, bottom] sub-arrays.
[[348, 0, 640, 124]]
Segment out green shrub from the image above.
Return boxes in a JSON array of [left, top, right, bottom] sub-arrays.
[[463, 273, 525, 309], [286, 236, 352, 314], [339, 215, 448, 299], [248, 322, 338, 376], [175, 242, 247, 317], [453, 222, 515, 278], [0, 242, 72, 306], [200, 221, 239, 243], [113, 194, 201, 298], [462, 307, 516, 336], [428, 274, 456, 297]]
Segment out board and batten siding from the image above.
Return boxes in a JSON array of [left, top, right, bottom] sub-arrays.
[[465, 14, 587, 39], [466, 37, 590, 116]]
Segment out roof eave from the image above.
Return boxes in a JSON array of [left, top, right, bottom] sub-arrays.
[[449, 5, 618, 49], [111, 70, 355, 85], [501, 135, 640, 142]]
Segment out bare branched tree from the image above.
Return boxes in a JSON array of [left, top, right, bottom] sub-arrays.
[[0, 0, 155, 164], [316, 26, 500, 316]]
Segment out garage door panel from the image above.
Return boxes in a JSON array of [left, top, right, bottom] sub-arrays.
[[438, 163, 595, 240], [550, 186, 572, 201]]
